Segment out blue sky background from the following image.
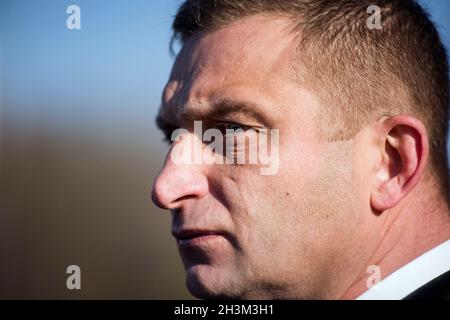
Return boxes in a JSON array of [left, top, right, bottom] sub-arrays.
[[0, 0, 178, 143]]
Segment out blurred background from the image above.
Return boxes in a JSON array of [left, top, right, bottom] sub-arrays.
[[0, 0, 449, 299]]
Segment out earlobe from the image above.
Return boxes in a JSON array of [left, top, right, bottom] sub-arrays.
[[371, 175, 405, 211], [370, 117, 429, 212]]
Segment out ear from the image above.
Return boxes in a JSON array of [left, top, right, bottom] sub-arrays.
[[370, 116, 429, 212]]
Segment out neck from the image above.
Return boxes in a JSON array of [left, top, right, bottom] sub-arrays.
[[341, 178, 450, 300]]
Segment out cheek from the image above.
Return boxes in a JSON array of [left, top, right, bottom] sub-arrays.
[[219, 142, 323, 252], [238, 141, 360, 251], [210, 137, 359, 247]]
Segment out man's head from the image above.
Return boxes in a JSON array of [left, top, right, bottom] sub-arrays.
[[152, 0, 450, 299]]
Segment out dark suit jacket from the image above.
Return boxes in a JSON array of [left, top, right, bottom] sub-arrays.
[[403, 270, 450, 300]]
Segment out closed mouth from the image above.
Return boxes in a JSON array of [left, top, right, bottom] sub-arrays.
[[172, 229, 224, 240]]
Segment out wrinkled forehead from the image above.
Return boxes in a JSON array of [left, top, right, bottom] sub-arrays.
[[162, 15, 300, 117]]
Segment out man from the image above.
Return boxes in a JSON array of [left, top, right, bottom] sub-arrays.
[[151, 0, 450, 299]]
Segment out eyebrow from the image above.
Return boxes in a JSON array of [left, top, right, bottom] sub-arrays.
[[157, 98, 273, 131]]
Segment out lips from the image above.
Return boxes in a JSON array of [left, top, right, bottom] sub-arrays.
[[172, 229, 226, 246]]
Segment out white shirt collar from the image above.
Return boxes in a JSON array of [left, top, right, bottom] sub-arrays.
[[357, 239, 450, 300]]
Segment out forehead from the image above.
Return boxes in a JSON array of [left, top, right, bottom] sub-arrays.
[[166, 16, 297, 101], [161, 14, 319, 133], [174, 16, 297, 78]]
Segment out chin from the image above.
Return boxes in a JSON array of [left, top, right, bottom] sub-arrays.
[[185, 264, 241, 300]]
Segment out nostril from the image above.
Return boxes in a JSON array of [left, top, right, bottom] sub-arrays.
[[174, 194, 197, 203]]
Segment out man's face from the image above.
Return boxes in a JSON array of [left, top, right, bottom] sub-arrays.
[[152, 15, 379, 299]]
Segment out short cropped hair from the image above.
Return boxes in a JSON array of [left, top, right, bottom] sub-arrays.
[[171, 0, 450, 201]]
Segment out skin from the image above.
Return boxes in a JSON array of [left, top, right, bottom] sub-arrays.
[[151, 15, 450, 299]]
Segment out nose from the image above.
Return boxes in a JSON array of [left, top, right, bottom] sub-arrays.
[[151, 136, 208, 210]]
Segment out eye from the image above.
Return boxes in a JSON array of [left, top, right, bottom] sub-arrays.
[[216, 121, 251, 134]]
